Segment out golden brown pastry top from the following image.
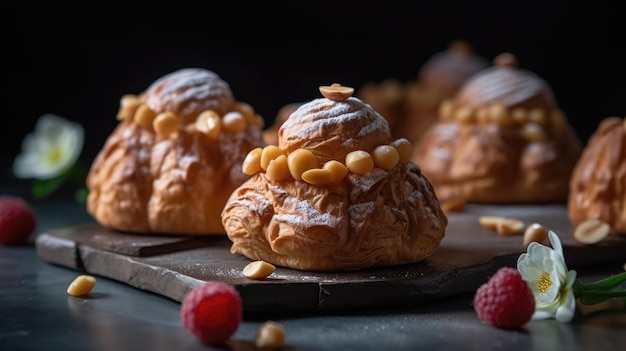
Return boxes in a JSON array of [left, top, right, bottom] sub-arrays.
[[451, 53, 556, 113], [278, 94, 392, 165], [418, 40, 489, 94], [140, 68, 236, 124]]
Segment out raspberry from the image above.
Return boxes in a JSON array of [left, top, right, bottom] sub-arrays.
[[0, 195, 37, 246], [473, 267, 535, 329], [180, 281, 242, 346]]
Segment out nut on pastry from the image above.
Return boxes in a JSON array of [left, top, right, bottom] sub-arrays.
[[221, 83, 448, 271], [568, 116, 626, 234], [87, 68, 265, 235], [411, 53, 582, 203]]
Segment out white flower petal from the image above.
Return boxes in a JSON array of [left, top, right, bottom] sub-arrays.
[[555, 289, 576, 323], [565, 270, 577, 288], [517, 229, 578, 323], [547, 230, 563, 255], [13, 114, 84, 180]]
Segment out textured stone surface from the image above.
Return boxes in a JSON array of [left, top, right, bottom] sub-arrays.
[[35, 204, 626, 312]]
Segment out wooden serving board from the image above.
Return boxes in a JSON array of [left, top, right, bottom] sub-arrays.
[[35, 204, 626, 312]]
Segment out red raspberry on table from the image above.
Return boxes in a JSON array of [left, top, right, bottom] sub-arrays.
[[473, 267, 535, 329], [0, 195, 37, 246], [180, 281, 242, 346]]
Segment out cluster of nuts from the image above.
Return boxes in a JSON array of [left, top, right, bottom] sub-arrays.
[[479, 215, 613, 247], [439, 100, 567, 142], [116, 94, 264, 137], [242, 138, 412, 185]]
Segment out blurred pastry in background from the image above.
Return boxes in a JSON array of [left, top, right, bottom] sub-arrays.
[[568, 116, 626, 234], [263, 102, 302, 145], [87, 68, 266, 235], [356, 40, 488, 143], [411, 53, 582, 204]]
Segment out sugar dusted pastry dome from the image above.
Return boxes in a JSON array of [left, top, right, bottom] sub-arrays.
[[411, 53, 582, 203], [87, 68, 265, 235], [221, 84, 447, 272]]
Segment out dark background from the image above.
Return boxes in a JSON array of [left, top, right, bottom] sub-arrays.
[[2, 1, 624, 195]]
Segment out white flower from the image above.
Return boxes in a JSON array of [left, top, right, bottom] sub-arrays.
[[517, 230, 577, 323], [13, 114, 84, 180]]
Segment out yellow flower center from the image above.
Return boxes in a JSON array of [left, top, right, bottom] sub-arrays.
[[48, 147, 63, 165], [538, 271, 552, 293]]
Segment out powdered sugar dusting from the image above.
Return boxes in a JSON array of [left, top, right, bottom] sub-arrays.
[[281, 97, 389, 141], [348, 168, 389, 200], [143, 68, 235, 116], [275, 197, 333, 227]]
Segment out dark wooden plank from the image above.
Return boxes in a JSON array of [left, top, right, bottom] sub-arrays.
[[35, 204, 626, 312]]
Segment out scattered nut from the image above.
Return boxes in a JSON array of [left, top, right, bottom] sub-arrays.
[[67, 275, 96, 297], [523, 223, 548, 246], [478, 216, 503, 230], [574, 219, 610, 245], [255, 321, 286, 350], [319, 83, 354, 102], [479, 216, 524, 235], [496, 219, 525, 235], [243, 260, 276, 280]]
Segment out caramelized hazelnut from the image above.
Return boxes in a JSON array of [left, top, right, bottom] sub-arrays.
[[390, 138, 412, 163], [134, 104, 156, 130], [522, 123, 547, 142], [322, 160, 348, 183], [243, 260, 276, 280], [574, 219, 610, 245], [372, 145, 399, 170], [345, 150, 374, 175], [301, 168, 334, 186], [117, 94, 141, 121], [287, 149, 319, 181], [261, 145, 285, 170], [222, 111, 247, 133], [266, 154, 290, 181], [523, 223, 548, 246], [319, 83, 354, 102], [153, 112, 179, 136], [242, 147, 263, 175], [254, 321, 286, 349], [196, 110, 221, 138]]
